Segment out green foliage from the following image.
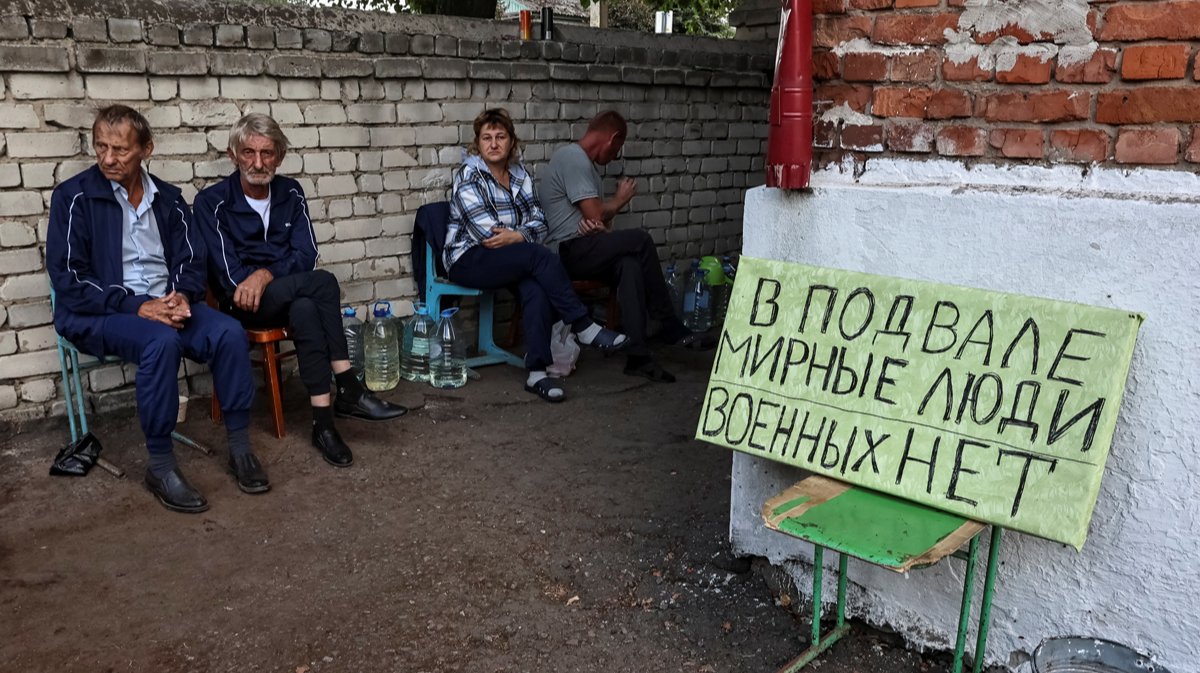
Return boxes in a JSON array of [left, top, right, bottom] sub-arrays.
[[607, 0, 653, 32], [654, 0, 736, 37]]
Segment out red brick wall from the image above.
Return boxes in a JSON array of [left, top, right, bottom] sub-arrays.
[[809, 0, 1200, 169]]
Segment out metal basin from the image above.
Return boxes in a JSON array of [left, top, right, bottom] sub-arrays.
[[1033, 637, 1169, 673]]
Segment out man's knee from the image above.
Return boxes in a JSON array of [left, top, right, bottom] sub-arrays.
[[140, 330, 182, 368], [309, 269, 341, 302], [210, 312, 250, 351], [288, 297, 322, 332]]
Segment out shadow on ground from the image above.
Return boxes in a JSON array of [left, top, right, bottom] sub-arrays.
[[1, 346, 968, 673]]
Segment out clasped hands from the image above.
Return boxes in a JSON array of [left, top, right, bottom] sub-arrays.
[[482, 227, 525, 249], [137, 291, 192, 329]]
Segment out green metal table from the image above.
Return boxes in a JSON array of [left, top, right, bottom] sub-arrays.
[[762, 475, 1004, 673]]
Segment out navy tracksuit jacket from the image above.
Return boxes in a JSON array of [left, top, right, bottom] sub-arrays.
[[193, 172, 318, 304]]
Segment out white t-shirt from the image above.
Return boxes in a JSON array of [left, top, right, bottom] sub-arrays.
[[244, 191, 271, 236]]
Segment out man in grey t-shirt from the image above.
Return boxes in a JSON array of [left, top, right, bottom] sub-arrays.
[[537, 111, 706, 383]]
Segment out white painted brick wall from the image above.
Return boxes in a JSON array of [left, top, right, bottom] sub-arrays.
[[5, 132, 81, 157], [0, 2, 770, 423]]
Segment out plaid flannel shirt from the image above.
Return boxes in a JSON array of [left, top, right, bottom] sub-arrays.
[[443, 155, 548, 271]]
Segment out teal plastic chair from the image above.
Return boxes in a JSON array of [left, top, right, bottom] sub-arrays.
[[50, 287, 211, 477], [417, 202, 523, 369]]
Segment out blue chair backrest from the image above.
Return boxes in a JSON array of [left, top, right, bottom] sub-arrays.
[[414, 201, 452, 301]]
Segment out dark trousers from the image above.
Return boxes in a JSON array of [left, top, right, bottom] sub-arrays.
[[71, 303, 254, 453], [448, 242, 588, 372], [232, 270, 349, 396], [558, 229, 677, 357]]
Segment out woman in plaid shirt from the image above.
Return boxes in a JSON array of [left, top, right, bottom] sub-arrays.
[[444, 108, 628, 403]]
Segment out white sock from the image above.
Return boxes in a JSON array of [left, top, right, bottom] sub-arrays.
[[576, 323, 626, 347], [526, 370, 563, 399]]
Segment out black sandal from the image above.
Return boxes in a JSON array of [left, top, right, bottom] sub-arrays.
[[525, 377, 566, 403], [579, 327, 629, 352]]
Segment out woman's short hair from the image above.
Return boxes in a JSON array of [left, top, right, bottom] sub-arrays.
[[92, 105, 154, 148], [228, 112, 290, 160], [469, 108, 520, 164]]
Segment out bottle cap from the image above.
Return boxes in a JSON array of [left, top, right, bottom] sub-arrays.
[[342, 306, 357, 318], [373, 300, 392, 318], [440, 307, 459, 318]]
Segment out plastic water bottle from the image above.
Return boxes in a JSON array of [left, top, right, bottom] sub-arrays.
[[682, 259, 712, 332], [341, 306, 364, 374], [429, 307, 467, 389], [664, 262, 686, 320], [364, 300, 400, 391], [400, 302, 434, 383]]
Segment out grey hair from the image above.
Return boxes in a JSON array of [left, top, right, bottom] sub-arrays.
[[228, 112, 289, 160]]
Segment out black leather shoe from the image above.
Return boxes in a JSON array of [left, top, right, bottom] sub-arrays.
[[312, 425, 354, 467], [334, 391, 407, 422], [227, 453, 270, 494], [144, 469, 209, 513]]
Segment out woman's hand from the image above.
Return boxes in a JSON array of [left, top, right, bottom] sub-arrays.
[[482, 227, 525, 249]]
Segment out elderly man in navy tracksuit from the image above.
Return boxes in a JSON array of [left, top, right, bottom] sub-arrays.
[[195, 113, 405, 469], [47, 105, 267, 513]]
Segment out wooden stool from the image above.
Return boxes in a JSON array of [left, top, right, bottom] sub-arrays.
[[207, 287, 298, 439]]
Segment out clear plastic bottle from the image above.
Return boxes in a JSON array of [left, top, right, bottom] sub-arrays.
[[429, 307, 467, 389], [400, 302, 435, 383], [364, 300, 400, 392], [664, 262, 686, 320], [341, 306, 364, 374], [682, 259, 713, 332]]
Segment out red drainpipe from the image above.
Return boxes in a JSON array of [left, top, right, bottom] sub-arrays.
[[766, 0, 814, 190]]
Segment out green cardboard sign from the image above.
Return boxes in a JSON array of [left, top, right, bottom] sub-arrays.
[[698, 257, 1143, 549]]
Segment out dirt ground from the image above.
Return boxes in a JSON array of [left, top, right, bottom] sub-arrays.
[[1, 345, 966, 673]]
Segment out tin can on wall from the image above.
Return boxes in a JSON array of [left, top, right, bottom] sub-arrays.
[[519, 10, 532, 40], [540, 8, 554, 40]]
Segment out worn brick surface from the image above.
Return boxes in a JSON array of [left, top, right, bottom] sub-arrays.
[[0, 46, 71, 72], [872, 13, 959, 45], [1055, 48, 1117, 84], [935, 126, 987, 156], [989, 128, 1044, 158], [1096, 87, 1200, 124], [943, 55, 992, 82], [1115, 128, 1181, 164], [1120, 44, 1190, 80], [995, 54, 1053, 84], [76, 47, 146, 73], [1098, 1, 1200, 40], [1049, 129, 1110, 163], [843, 52, 888, 82], [981, 91, 1090, 123]]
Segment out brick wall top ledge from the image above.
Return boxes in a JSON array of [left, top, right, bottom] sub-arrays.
[[0, 0, 771, 64]]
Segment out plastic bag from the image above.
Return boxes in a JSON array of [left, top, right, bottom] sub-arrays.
[[547, 321, 580, 377]]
